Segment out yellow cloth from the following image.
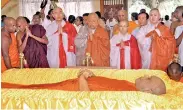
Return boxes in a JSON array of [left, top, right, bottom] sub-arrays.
[[1, 68, 183, 109]]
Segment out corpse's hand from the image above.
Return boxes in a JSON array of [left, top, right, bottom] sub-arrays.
[[78, 69, 95, 79]]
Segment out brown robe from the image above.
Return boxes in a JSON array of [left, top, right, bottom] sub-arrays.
[[86, 26, 110, 66]]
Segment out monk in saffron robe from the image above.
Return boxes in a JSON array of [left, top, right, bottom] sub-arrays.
[[136, 9, 175, 71], [86, 13, 110, 66], [1, 17, 19, 72], [16, 17, 49, 68], [113, 10, 138, 36], [110, 21, 141, 69], [2, 69, 166, 95], [167, 62, 183, 83]]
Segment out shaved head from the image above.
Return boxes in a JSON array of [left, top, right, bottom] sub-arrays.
[[16, 16, 28, 32], [135, 76, 166, 95], [167, 62, 182, 81], [88, 13, 99, 29], [117, 9, 128, 21], [52, 7, 64, 21], [149, 8, 161, 25], [3, 17, 16, 33]]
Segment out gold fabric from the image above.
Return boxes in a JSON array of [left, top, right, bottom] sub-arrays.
[[1, 68, 183, 109]]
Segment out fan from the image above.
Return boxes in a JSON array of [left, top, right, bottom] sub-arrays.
[[40, 0, 48, 9]]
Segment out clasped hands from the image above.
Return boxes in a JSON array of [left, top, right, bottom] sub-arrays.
[[77, 69, 95, 79]]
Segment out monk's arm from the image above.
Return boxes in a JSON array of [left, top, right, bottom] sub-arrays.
[[79, 75, 90, 91], [170, 23, 175, 35], [16, 32, 28, 53], [30, 35, 48, 44], [175, 32, 183, 47], [1, 35, 12, 69], [40, 8, 45, 21]]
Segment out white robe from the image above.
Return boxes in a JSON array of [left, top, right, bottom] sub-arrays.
[[110, 33, 131, 69], [106, 18, 118, 38], [46, 21, 76, 68], [135, 24, 156, 69]]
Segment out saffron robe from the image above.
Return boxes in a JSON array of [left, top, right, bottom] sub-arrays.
[[1, 76, 137, 91], [146, 23, 176, 71], [110, 33, 141, 69], [1, 33, 19, 72], [86, 26, 110, 66], [22, 24, 49, 68]]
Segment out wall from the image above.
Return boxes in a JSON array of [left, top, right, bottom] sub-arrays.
[[2, 0, 19, 19], [92, 0, 100, 12]]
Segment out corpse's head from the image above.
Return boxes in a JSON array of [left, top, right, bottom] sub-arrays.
[[135, 76, 166, 95], [167, 62, 182, 81]]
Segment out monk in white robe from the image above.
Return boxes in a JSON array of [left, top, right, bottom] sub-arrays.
[[46, 7, 76, 68], [110, 21, 141, 69]]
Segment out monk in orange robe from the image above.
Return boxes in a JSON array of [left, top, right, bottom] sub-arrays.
[[145, 9, 176, 71], [113, 10, 138, 36], [2, 69, 166, 95], [86, 13, 110, 66], [167, 62, 183, 83], [1, 17, 19, 73]]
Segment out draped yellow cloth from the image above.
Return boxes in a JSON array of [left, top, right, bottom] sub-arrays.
[[1, 68, 183, 109]]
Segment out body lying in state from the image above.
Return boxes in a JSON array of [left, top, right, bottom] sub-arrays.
[[2, 69, 166, 95]]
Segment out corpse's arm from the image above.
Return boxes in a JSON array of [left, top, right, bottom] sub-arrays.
[[78, 69, 94, 91]]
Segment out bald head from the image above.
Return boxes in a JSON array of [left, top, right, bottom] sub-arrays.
[[117, 10, 128, 21], [135, 75, 166, 95], [167, 62, 182, 81], [52, 7, 64, 21], [3, 17, 16, 33], [16, 16, 28, 32], [149, 8, 161, 25], [88, 13, 99, 29]]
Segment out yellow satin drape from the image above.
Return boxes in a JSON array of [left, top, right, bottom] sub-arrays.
[[1, 68, 183, 109], [1, 0, 10, 8]]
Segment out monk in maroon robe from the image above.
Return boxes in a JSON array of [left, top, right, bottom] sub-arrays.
[[16, 17, 49, 68]]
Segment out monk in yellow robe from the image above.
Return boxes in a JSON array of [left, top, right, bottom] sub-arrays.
[[2, 69, 166, 95], [1, 17, 19, 73], [86, 13, 110, 66], [145, 9, 176, 71], [113, 10, 138, 36], [167, 62, 183, 83]]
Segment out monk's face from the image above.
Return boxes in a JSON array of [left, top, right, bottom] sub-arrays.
[[5, 19, 16, 33], [108, 11, 114, 19], [149, 10, 160, 25], [52, 8, 63, 21], [32, 15, 41, 25], [16, 20, 27, 32], [167, 64, 182, 81], [83, 16, 88, 25], [138, 13, 147, 26], [88, 15, 99, 29], [118, 10, 127, 22], [174, 8, 183, 20], [119, 21, 128, 35], [135, 76, 166, 95]]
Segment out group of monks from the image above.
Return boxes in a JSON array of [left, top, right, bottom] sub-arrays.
[[1, 5, 183, 95], [1, 6, 183, 74]]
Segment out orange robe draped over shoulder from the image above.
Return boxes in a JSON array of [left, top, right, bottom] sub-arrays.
[[1, 33, 19, 73], [113, 21, 138, 35], [86, 26, 110, 66], [2, 76, 137, 91], [180, 77, 183, 83], [146, 23, 176, 71]]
